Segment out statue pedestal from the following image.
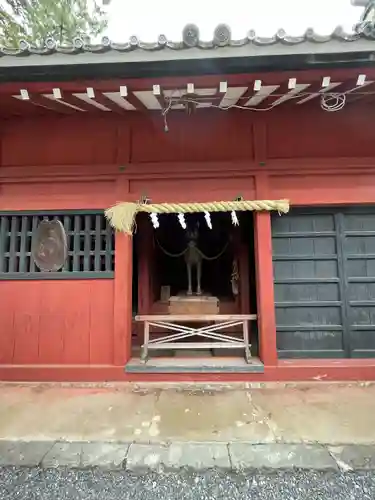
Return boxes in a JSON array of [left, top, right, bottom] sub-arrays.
[[168, 295, 219, 315]]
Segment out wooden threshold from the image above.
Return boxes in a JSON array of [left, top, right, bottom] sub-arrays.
[[125, 356, 264, 374]]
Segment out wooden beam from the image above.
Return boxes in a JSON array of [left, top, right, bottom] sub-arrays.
[[14, 93, 74, 114], [2, 359, 375, 382], [137, 213, 152, 316], [91, 91, 126, 115], [254, 173, 277, 366], [113, 176, 133, 365], [60, 92, 100, 112], [343, 80, 375, 105]]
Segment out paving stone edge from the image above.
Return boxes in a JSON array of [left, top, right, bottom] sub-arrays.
[[1, 441, 375, 472]]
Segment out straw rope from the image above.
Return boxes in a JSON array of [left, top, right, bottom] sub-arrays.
[[105, 199, 290, 234]]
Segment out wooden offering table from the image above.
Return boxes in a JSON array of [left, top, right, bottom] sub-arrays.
[[135, 314, 257, 363]]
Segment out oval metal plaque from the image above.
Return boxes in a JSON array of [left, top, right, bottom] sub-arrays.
[[31, 219, 67, 272]]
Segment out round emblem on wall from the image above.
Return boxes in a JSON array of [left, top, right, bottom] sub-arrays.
[[31, 219, 68, 272]]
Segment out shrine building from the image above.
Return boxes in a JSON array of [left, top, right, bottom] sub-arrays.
[[1, 18, 375, 382]]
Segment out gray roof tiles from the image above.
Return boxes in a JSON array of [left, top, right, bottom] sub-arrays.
[[1, 23, 374, 58]]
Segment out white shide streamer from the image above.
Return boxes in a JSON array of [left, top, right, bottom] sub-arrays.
[[178, 213, 186, 229], [231, 211, 239, 226], [204, 211, 212, 229], [150, 213, 159, 228]]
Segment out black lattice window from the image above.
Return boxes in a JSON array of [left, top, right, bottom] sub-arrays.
[[0, 212, 115, 279]]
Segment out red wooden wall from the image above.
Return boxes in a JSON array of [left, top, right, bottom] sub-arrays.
[[1, 104, 374, 168], [1, 100, 375, 380], [0, 280, 114, 365]]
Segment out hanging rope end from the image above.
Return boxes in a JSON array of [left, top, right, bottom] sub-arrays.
[[105, 202, 139, 234]]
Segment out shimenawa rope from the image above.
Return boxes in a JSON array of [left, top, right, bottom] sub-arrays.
[[105, 199, 290, 234]]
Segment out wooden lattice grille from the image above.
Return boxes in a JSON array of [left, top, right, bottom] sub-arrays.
[[0, 212, 115, 278]]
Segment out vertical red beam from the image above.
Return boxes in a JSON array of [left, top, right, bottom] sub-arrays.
[[113, 176, 133, 365], [136, 214, 152, 344], [255, 173, 277, 366], [137, 215, 152, 315]]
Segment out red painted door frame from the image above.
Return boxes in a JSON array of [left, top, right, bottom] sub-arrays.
[[116, 182, 279, 368], [113, 176, 133, 365]]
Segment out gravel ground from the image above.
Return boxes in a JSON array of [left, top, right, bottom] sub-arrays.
[[0, 468, 374, 500]]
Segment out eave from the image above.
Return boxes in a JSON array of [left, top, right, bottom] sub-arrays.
[[0, 26, 374, 82]]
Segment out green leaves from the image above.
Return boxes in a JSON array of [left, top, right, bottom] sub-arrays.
[[0, 0, 108, 48]]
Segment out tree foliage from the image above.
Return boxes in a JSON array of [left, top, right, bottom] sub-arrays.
[[0, 0, 108, 48]]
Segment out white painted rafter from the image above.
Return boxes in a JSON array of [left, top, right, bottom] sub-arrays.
[[133, 90, 162, 110], [219, 86, 248, 108], [103, 92, 136, 110], [297, 82, 342, 105], [346, 79, 373, 96], [163, 89, 185, 110], [194, 88, 217, 96], [43, 94, 85, 111], [9, 77, 375, 115], [73, 93, 111, 111], [271, 83, 311, 107], [245, 85, 279, 107]]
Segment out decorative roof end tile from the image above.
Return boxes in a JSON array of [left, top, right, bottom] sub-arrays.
[[182, 24, 200, 47], [247, 29, 256, 41], [19, 39, 29, 51], [129, 35, 139, 47], [45, 38, 56, 50], [101, 36, 111, 47], [73, 37, 84, 49], [158, 34, 168, 46], [213, 24, 232, 47]]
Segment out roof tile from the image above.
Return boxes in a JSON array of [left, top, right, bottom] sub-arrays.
[[0, 23, 373, 57]]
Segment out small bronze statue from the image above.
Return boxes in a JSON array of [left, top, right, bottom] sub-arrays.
[[157, 224, 228, 295]]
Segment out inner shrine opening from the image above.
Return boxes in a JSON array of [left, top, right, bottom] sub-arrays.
[[155, 212, 234, 302], [131, 210, 259, 364]]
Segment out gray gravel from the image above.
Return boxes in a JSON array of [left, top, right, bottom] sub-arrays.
[[1, 468, 375, 500]]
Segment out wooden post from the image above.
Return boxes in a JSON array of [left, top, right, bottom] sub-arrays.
[[113, 177, 133, 365], [254, 211, 278, 366], [254, 171, 277, 366], [136, 214, 153, 343], [137, 214, 152, 315]]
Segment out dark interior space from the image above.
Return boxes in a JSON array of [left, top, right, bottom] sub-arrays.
[[239, 212, 257, 316], [153, 212, 234, 300], [132, 211, 259, 357], [132, 230, 139, 316]]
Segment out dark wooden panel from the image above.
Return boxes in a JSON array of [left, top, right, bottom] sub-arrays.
[[272, 210, 345, 358], [274, 282, 340, 302], [343, 210, 375, 357], [272, 207, 375, 359], [272, 213, 336, 234], [277, 328, 345, 359]]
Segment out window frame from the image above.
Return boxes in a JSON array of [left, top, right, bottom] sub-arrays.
[[0, 210, 115, 280]]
